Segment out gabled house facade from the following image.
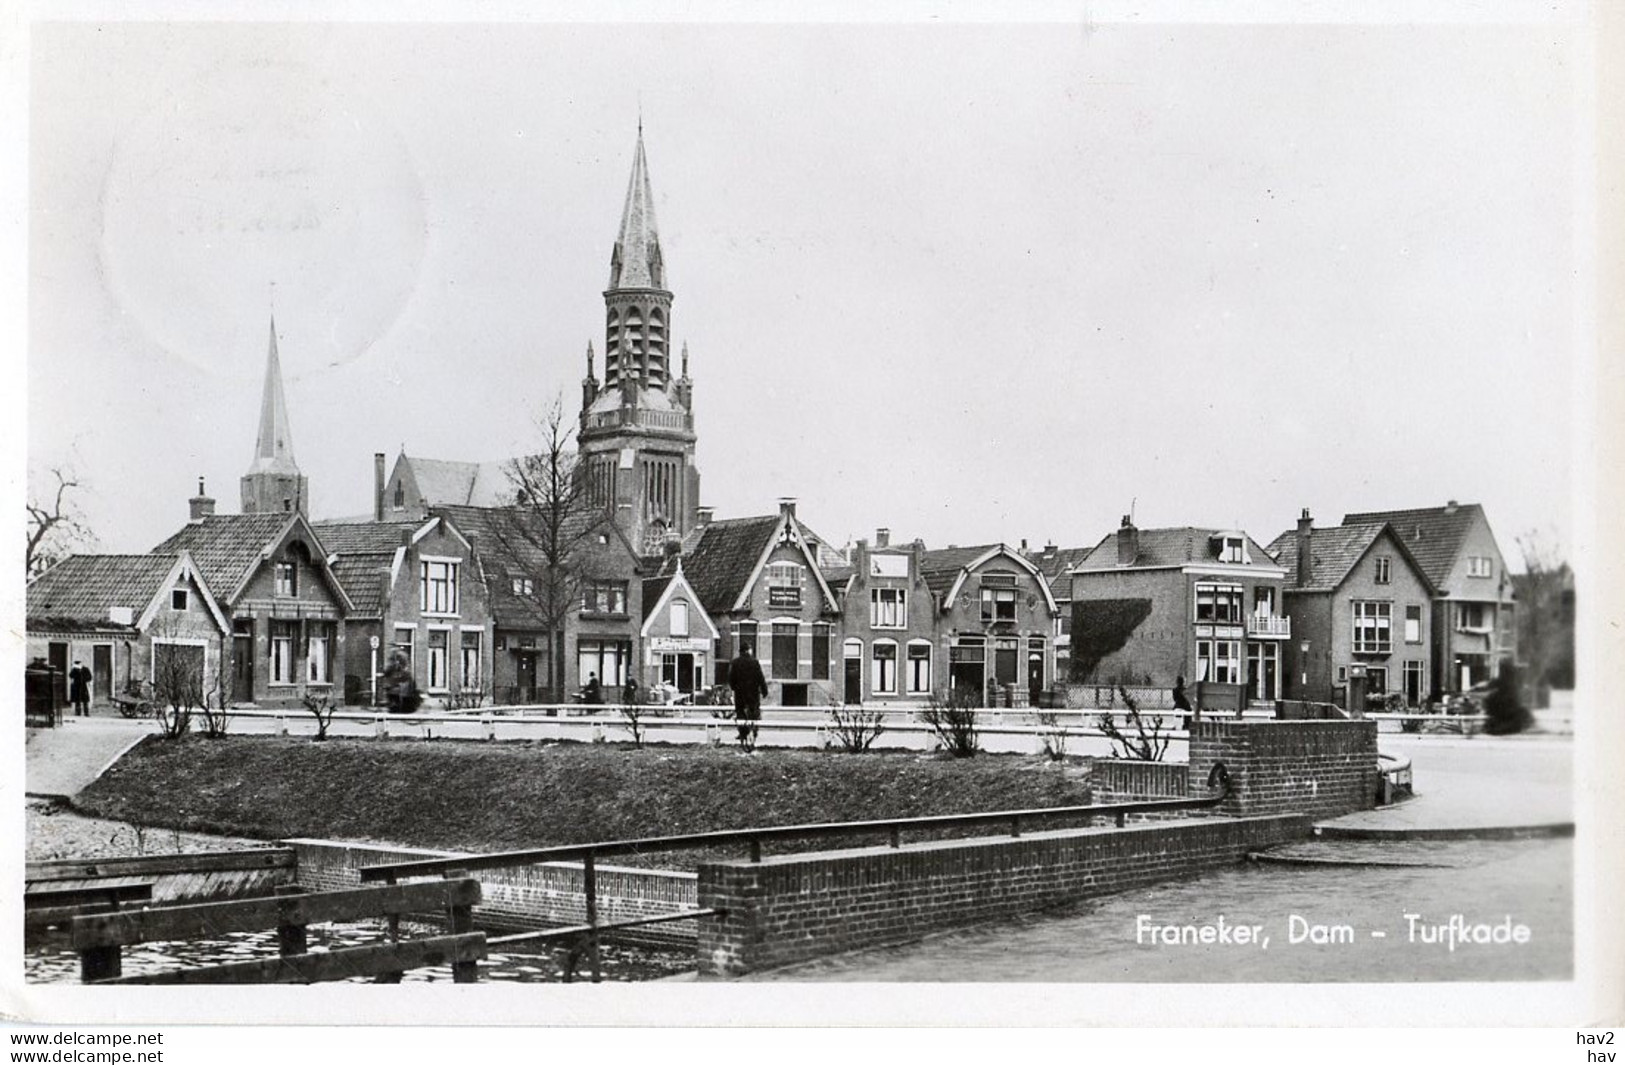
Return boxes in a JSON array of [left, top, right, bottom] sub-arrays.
[[680, 500, 842, 706], [1342, 501, 1517, 694], [1069, 517, 1290, 703], [315, 514, 494, 707], [825, 530, 938, 705], [154, 513, 353, 708], [920, 543, 1059, 707], [640, 560, 721, 696], [431, 504, 645, 704], [1267, 510, 1437, 707], [26, 552, 231, 710]]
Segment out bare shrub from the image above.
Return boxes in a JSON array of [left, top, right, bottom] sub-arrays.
[[301, 690, 342, 741], [150, 642, 205, 740], [1036, 709, 1069, 761], [618, 691, 649, 747], [1097, 685, 1171, 762], [827, 704, 887, 753], [922, 687, 980, 758]]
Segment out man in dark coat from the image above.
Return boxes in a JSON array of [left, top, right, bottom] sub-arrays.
[[68, 660, 92, 717], [727, 646, 769, 750]]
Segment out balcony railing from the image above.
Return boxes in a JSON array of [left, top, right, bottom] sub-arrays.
[[582, 408, 692, 432], [1246, 613, 1291, 638]]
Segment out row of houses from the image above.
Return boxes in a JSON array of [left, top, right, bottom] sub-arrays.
[[23, 128, 1520, 715], [26, 476, 1517, 714]]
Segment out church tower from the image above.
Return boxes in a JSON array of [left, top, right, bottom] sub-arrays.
[[240, 316, 309, 516], [578, 126, 700, 554]]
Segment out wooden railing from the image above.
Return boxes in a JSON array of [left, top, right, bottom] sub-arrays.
[[68, 875, 485, 985]]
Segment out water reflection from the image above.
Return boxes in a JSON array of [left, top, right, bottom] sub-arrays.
[[26, 918, 693, 985]]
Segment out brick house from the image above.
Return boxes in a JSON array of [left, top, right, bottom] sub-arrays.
[[431, 504, 645, 704], [679, 500, 842, 707], [823, 530, 939, 705], [1341, 501, 1517, 695], [639, 560, 721, 696], [313, 514, 493, 707], [1266, 510, 1437, 707], [26, 552, 231, 711], [154, 512, 354, 708], [919, 543, 1059, 707], [1068, 517, 1289, 705]]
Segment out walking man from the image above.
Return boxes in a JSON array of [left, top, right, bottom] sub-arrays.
[[727, 645, 768, 751], [68, 659, 92, 717]]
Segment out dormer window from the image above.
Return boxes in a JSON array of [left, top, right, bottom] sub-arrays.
[[1220, 536, 1245, 564]]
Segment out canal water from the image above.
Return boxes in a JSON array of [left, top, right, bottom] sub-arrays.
[[26, 918, 694, 984], [756, 837, 1573, 982]]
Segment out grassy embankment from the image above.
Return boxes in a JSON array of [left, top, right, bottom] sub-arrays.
[[74, 735, 1092, 864]]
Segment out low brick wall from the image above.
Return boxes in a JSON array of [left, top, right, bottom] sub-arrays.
[[1089, 758, 1190, 799], [1186, 719, 1378, 821], [286, 839, 699, 946], [696, 814, 1307, 976]]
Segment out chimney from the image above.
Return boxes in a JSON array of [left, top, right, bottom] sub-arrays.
[[855, 538, 870, 577], [664, 532, 682, 558], [1116, 515, 1138, 566], [778, 497, 797, 521], [1295, 508, 1313, 588], [400, 527, 413, 546], [696, 506, 714, 528], [875, 527, 891, 548], [1020, 538, 1028, 553], [374, 453, 386, 522], [188, 477, 216, 521], [1445, 499, 1459, 513]]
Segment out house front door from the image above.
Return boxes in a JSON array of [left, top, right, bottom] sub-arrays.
[[232, 622, 255, 704], [515, 652, 538, 703], [48, 642, 68, 703], [92, 645, 113, 706], [843, 658, 863, 705]]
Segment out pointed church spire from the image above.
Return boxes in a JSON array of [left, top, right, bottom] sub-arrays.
[[680, 340, 689, 378], [241, 315, 308, 515], [248, 316, 299, 475], [586, 340, 597, 379], [609, 125, 664, 290]]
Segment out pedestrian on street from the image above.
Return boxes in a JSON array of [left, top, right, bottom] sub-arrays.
[[623, 675, 638, 707], [727, 646, 768, 750], [582, 672, 602, 705], [68, 660, 92, 717]]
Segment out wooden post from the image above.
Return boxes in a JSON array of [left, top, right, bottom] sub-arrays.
[[78, 900, 121, 984], [376, 873, 404, 984], [888, 825, 901, 849], [748, 838, 761, 863], [1010, 815, 1021, 838], [443, 870, 478, 984], [1115, 810, 1127, 828], [274, 884, 308, 958], [582, 854, 601, 984]]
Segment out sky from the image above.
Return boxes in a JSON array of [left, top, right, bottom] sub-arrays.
[[24, 11, 1587, 568]]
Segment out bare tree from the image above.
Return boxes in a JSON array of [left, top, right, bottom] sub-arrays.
[[922, 687, 980, 758], [301, 690, 341, 740], [1514, 530, 1574, 704], [494, 394, 610, 705], [26, 466, 96, 578]]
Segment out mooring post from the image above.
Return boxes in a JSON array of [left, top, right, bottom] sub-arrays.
[[1010, 815, 1021, 838], [582, 853, 602, 984], [749, 837, 762, 863], [1115, 810, 1127, 828], [77, 901, 122, 984], [443, 869, 478, 984], [888, 825, 901, 849], [375, 872, 404, 984], [274, 883, 308, 957]]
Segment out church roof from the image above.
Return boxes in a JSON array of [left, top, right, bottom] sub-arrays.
[[245, 317, 301, 478], [402, 456, 512, 508], [608, 128, 665, 290]]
